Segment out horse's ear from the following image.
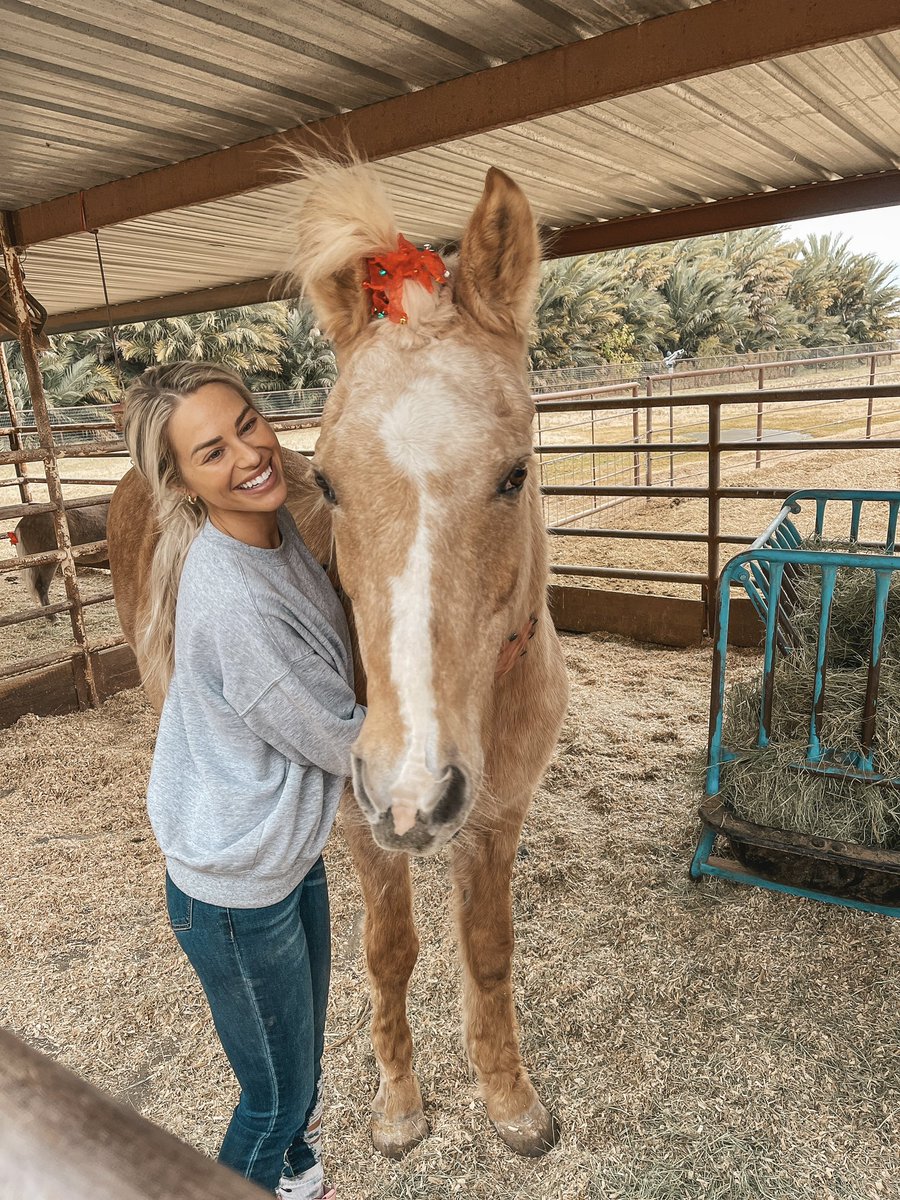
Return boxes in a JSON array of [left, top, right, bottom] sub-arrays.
[[455, 168, 540, 340], [304, 264, 370, 351]]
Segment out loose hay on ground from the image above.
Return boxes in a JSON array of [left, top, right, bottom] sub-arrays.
[[1, 638, 899, 1199]]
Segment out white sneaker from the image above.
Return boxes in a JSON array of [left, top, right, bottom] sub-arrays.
[[276, 1162, 335, 1200]]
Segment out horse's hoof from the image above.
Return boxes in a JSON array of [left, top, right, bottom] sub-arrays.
[[492, 1097, 560, 1157], [371, 1110, 430, 1159]]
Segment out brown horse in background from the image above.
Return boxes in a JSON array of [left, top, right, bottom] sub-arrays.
[[108, 162, 569, 1159]]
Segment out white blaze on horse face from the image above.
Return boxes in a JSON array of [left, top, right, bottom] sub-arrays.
[[379, 379, 479, 831], [387, 496, 438, 834]]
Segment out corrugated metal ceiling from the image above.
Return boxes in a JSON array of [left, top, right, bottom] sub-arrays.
[[4, 1, 899, 322], [17, 31, 900, 318], [1, 0, 707, 208]]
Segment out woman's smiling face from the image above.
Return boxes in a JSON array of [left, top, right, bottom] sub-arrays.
[[168, 383, 288, 524]]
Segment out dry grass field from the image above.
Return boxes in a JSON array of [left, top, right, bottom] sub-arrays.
[[1, 633, 899, 1200]]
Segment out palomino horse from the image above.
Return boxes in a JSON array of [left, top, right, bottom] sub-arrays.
[[107, 162, 569, 1159]]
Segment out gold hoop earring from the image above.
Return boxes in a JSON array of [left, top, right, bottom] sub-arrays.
[[185, 493, 197, 506]]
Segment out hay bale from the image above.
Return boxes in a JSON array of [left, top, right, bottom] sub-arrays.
[[718, 541, 900, 848]]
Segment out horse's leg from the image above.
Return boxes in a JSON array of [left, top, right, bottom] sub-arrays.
[[341, 790, 429, 1158], [451, 805, 559, 1157], [33, 565, 59, 622]]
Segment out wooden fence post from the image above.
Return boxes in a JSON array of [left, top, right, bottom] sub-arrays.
[[0, 341, 33, 504], [0, 216, 99, 706]]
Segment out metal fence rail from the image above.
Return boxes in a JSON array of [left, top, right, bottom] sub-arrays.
[[537, 382, 900, 628], [1, 348, 899, 709]]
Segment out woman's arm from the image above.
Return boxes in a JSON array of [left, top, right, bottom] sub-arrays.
[[236, 650, 365, 777]]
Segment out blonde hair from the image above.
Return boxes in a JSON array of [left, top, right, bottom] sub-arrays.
[[123, 362, 256, 702]]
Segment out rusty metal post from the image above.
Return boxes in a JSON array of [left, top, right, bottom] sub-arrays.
[[668, 404, 675, 486], [706, 401, 722, 634], [0, 216, 99, 707], [631, 386, 640, 486], [866, 354, 876, 438], [645, 376, 654, 488], [0, 341, 33, 503], [755, 365, 764, 470], [591, 406, 597, 486]]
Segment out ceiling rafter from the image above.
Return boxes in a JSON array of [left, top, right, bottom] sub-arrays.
[[23, 168, 900, 338]]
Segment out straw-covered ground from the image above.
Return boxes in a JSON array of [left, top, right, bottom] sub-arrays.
[[2, 633, 899, 1200]]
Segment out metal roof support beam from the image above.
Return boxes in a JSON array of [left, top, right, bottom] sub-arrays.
[[28, 167, 900, 336], [550, 169, 900, 256], [10, 0, 900, 248]]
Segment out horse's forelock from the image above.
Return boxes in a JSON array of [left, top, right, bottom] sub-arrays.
[[289, 160, 398, 294]]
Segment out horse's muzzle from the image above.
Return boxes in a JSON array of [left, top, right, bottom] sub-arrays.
[[351, 757, 472, 855]]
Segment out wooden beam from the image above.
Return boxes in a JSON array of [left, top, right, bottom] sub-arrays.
[[550, 170, 900, 256], [547, 586, 764, 649], [0, 1028, 267, 1198], [548, 585, 706, 648], [23, 168, 900, 336], [41, 276, 286, 335], [10, 0, 900, 248]]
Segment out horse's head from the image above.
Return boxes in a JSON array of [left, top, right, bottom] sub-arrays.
[[290, 162, 543, 855]]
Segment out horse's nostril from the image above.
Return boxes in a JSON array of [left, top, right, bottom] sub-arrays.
[[432, 765, 469, 827]]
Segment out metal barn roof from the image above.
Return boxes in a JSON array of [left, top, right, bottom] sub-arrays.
[[3, 0, 900, 331]]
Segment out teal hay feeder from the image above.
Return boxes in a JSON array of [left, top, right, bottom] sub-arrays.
[[691, 489, 900, 917]]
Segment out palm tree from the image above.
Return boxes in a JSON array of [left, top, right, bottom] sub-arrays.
[[264, 303, 337, 391], [3, 334, 120, 411], [530, 257, 632, 371], [716, 228, 801, 349], [787, 234, 854, 347], [604, 245, 677, 358], [114, 304, 289, 381], [659, 254, 751, 357]]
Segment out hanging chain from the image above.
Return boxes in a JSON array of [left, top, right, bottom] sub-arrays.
[[79, 191, 126, 399]]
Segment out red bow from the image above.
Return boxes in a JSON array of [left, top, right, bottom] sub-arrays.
[[363, 235, 449, 325]]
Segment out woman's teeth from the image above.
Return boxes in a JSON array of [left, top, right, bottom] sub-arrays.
[[238, 464, 273, 490]]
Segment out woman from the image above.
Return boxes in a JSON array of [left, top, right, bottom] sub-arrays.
[[123, 361, 363, 1199]]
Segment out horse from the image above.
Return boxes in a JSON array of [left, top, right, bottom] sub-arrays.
[[107, 160, 569, 1159], [13, 505, 109, 618]]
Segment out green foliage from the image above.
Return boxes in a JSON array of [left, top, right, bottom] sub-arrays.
[[3, 300, 338, 411], [786, 233, 900, 347], [529, 257, 635, 370], [529, 227, 900, 367], [255, 304, 338, 392]]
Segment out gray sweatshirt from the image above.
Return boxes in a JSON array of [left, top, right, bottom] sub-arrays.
[[147, 509, 365, 908]]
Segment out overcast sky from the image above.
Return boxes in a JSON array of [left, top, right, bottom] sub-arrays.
[[785, 204, 900, 280]]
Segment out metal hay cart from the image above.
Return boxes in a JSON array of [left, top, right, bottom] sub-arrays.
[[691, 489, 900, 917]]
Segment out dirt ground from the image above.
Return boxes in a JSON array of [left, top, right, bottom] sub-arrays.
[[1, 634, 899, 1200], [547, 444, 900, 597]]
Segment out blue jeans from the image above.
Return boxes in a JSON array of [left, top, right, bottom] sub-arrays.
[[165, 859, 331, 1191]]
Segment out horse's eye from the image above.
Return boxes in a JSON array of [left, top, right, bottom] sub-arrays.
[[499, 465, 528, 495], [314, 472, 336, 504]]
